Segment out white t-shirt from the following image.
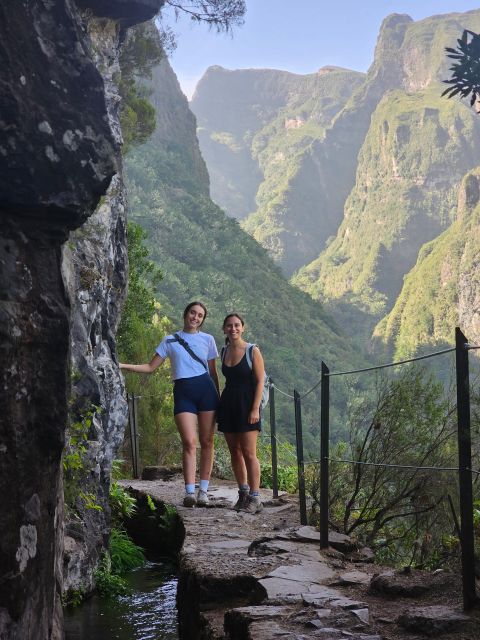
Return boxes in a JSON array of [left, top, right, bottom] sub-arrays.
[[156, 330, 218, 380]]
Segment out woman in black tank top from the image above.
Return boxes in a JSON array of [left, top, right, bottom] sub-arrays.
[[217, 313, 265, 514]]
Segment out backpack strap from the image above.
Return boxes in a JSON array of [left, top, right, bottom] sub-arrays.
[[220, 345, 227, 363], [245, 343, 256, 370], [168, 333, 208, 372]]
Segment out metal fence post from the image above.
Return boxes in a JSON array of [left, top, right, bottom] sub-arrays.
[[320, 361, 330, 548], [132, 394, 140, 479], [455, 327, 476, 610], [269, 380, 278, 499], [127, 394, 138, 479], [294, 390, 307, 525]]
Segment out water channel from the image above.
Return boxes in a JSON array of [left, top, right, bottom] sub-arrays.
[[64, 561, 179, 640]]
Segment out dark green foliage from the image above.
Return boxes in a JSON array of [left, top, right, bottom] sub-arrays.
[[117, 221, 163, 362], [63, 406, 102, 514], [443, 30, 480, 109], [108, 528, 146, 574], [117, 217, 177, 469], [119, 23, 163, 153], [109, 482, 137, 522]]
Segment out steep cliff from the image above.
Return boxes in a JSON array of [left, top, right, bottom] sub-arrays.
[[0, 1, 163, 638], [373, 168, 480, 356], [191, 65, 366, 274], [292, 10, 480, 342]]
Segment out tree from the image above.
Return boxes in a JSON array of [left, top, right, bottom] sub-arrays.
[[443, 30, 480, 112], [163, 0, 246, 32], [310, 368, 459, 567]]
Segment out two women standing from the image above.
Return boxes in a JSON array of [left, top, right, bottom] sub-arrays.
[[120, 302, 265, 513]]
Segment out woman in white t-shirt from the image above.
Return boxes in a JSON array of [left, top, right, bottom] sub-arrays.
[[120, 301, 220, 508]]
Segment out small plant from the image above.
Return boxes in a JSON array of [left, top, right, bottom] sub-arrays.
[[146, 493, 157, 512], [109, 482, 137, 522], [62, 587, 86, 608], [109, 527, 146, 574], [159, 503, 177, 528], [63, 405, 102, 512], [79, 491, 102, 512], [94, 553, 128, 597], [260, 463, 298, 493]]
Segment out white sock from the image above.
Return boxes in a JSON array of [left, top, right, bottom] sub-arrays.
[[185, 484, 195, 494], [199, 479, 209, 492]]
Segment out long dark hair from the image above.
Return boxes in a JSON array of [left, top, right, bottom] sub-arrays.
[[183, 301, 208, 327], [222, 313, 245, 344]]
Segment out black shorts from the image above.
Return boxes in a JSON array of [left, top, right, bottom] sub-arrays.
[[173, 373, 219, 415]]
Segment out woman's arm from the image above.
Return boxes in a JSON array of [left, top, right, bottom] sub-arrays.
[[208, 358, 220, 395], [248, 346, 265, 424], [119, 354, 165, 374]]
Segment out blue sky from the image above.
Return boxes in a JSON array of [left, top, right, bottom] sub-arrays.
[[160, 0, 480, 98]]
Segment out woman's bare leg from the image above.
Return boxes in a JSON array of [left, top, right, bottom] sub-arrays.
[[238, 431, 260, 492], [197, 410, 216, 480], [174, 412, 198, 485], [224, 432, 247, 486]]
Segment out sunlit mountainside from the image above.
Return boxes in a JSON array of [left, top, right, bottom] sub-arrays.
[[191, 10, 480, 357]]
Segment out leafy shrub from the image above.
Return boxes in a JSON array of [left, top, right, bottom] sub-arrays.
[[109, 527, 146, 574], [109, 482, 137, 522]]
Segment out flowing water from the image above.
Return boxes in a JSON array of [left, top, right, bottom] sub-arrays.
[[64, 561, 179, 640]]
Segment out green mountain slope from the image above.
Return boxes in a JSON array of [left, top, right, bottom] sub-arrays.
[[191, 65, 366, 274], [124, 56, 366, 439], [373, 168, 480, 357], [293, 10, 480, 342]]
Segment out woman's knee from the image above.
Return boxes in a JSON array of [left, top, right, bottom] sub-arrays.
[[242, 448, 259, 466], [182, 438, 197, 455]]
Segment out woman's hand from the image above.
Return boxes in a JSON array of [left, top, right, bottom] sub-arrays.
[[248, 408, 260, 424]]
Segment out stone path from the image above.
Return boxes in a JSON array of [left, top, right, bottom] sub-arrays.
[[120, 474, 479, 640]]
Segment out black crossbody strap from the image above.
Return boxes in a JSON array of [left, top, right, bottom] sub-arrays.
[[168, 333, 208, 371]]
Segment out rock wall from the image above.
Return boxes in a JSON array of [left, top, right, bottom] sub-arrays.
[[0, 1, 163, 638]]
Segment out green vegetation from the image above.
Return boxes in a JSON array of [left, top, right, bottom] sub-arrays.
[[117, 220, 178, 467], [294, 82, 480, 344], [373, 169, 480, 358], [119, 23, 163, 153], [308, 366, 479, 569], [108, 527, 146, 574], [63, 405, 102, 514], [192, 66, 365, 273], [94, 483, 146, 597]]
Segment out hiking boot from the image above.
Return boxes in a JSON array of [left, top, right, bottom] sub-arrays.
[[196, 489, 209, 507], [183, 492, 197, 508], [233, 490, 249, 511], [243, 495, 263, 514]]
